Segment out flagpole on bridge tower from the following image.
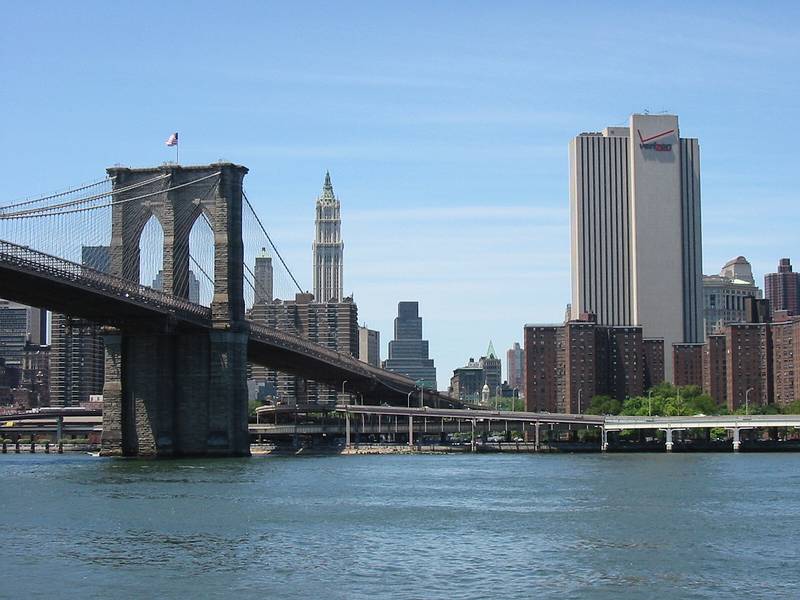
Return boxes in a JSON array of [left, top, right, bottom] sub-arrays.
[[166, 132, 179, 164]]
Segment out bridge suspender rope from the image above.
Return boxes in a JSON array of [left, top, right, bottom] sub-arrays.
[[242, 190, 303, 294]]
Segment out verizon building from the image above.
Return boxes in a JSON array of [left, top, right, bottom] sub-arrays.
[[569, 114, 702, 381]]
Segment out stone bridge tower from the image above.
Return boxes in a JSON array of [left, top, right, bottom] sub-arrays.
[[100, 163, 250, 457]]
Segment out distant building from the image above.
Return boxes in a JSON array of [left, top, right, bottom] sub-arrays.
[[18, 343, 50, 409], [248, 292, 359, 404], [313, 172, 344, 303], [703, 256, 762, 336], [690, 298, 800, 411], [479, 342, 502, 393], [569, 114, 703, 383], [0, 300, 47, 367], [449, 357, 484, 402], [672, 343, 704, 388], [506, 342, 525, 396], [253, 248, 274, 304], [153, 269, 200, 304], [382, 302, 437, 390], [703, 335, 728, 406], [50, 245, 110, 407], [765, 258, 800, 316], [358, 326, 380, 367], [524, 315, 664, 413]]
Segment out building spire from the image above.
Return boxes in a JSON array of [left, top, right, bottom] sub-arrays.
[[324, 170, 333, 191], [487, 340, 497, 359]]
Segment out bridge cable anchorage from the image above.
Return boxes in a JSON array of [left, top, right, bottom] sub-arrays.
[[0, 176, 114, 211], [0, 174, 169, 218], [242, 190, 303, 293]]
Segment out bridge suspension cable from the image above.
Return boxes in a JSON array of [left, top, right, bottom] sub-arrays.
[[0, 176, 113, 211]]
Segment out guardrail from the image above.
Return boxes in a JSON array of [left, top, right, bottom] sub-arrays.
[[0, 239, 211, 322]]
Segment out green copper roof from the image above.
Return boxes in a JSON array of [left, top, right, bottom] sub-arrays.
[[486, 340, 497, 359]]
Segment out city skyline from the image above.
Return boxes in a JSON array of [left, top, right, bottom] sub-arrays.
[[2, 3, 799, 388]]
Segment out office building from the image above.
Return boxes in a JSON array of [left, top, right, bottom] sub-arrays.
[[0, 300, 47, 367], [50, 246, 110, 407], [765, 258, 800, 316], [449, 357, 484, 402], [480, 342, 502, 393], [569, 114, 703, 381], [313, 172, 344, 303], [506, 342, 525, 396], [382, 302, 437, 390], [249, 292, 359, 404], [358, 326, 380, 367], [253, 248, 274, 304], [524, 315, 664, 413], [153, 269, 200, 304], [703, 256, 762, 336]]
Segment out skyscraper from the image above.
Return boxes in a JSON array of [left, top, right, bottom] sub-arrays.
[[765, 258, 800, 316], [313, 171, 343, 303], [253, 247, 274, 304], [569, 113, 703, 381], [382, 302, 437, 390]]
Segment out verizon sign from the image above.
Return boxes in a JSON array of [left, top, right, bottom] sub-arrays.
[[637, 128, 674, 152]]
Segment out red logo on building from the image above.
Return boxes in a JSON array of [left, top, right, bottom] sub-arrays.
[[637, 128, 674, 152]]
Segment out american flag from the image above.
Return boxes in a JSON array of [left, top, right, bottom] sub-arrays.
[[165, 132, 178, 146]]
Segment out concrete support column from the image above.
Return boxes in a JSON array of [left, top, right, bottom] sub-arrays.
[[100, 332, 124, 457], [345, 410, 351, 448], [732, 428, 741, 452], [408, 415, 414, 446], [601, 427, 608, 452], [535, 422, 541, 452], [665, 428, 674, 452], [470, 419, 476, 452]]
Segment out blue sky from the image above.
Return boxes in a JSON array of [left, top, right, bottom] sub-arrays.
[[2, 1, 799, 388]]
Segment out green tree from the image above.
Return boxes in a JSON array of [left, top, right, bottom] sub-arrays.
[[586, 395, 622, 415]]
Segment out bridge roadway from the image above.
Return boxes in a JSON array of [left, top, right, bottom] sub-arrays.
[[0, 240, 452, 405]]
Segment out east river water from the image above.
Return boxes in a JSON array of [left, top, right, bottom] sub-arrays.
[[1, 453, 799, 599]]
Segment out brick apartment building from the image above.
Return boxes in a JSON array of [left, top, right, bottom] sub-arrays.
[[524, 314, 664, 413]]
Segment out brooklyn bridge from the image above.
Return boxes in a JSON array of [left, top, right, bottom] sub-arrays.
[[0, 163, 458, 457]]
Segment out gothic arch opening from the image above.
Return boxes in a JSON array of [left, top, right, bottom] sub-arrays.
[[138, 214, 164, 289], [188, 210, 215, 306]]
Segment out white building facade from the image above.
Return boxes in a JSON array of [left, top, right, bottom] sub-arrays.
[[569, 114, 703, 381]]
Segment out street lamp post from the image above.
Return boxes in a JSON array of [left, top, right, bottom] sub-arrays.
[[407, 390, 414, 408], [577, 388, 583, 415], [648, 390, 652, 416], [745, 387, 753, 414], [418, 380, 424, 408], [341, 380, 349, 405]]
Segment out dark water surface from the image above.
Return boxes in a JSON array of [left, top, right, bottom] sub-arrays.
[[1, 453, 799, 598]]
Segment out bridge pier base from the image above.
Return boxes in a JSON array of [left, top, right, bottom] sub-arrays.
[[100, 327, 250, 458], [732, 428, 741, 452]]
